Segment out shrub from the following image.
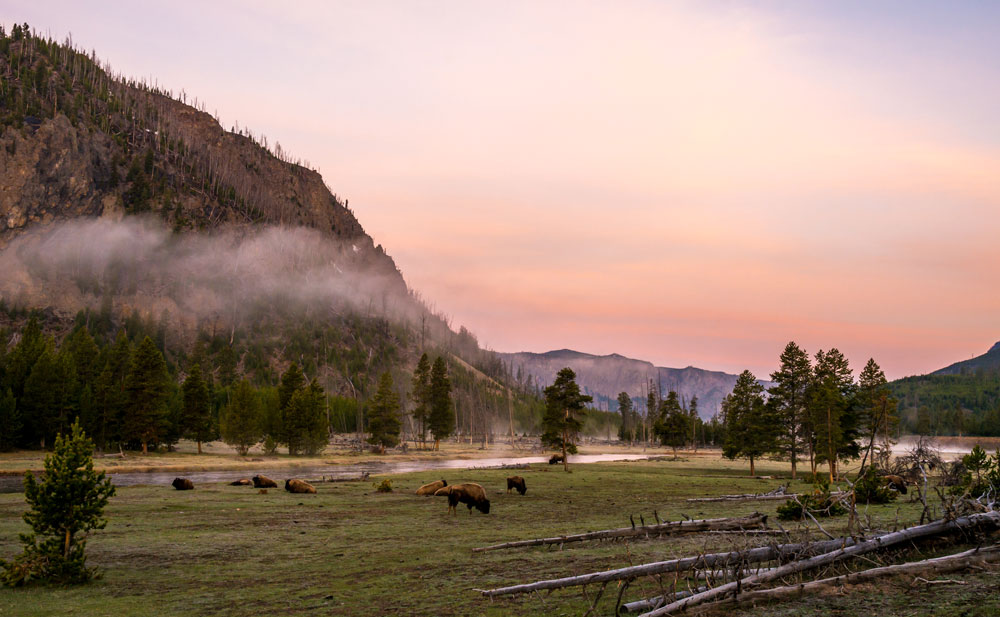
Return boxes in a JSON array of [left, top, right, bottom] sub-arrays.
[[374, 479, 392, 493], [853, 466, 898, 505], [777, 478, 847, 521]]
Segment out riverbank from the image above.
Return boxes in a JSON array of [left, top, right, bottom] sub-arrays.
[[0, 439, 699, 476]]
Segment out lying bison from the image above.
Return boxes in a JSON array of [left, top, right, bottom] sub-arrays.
[[435, 483, 490, 515], [172, 477, 194, 490], [230, 478, 252, 486], [882, 474, 908, 494], [506, 476, 527, 495], [285, 479, 316, 494], [252, 474, 278, 489], [416, 479, 447, 496]]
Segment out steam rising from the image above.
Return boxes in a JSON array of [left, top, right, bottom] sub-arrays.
[[0, 217, 417, 334]]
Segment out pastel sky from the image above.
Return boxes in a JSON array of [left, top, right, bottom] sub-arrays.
[[5, 1, 1000, 379]]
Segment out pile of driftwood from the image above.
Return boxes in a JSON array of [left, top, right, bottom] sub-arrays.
[[476, 510, 1000, 616]]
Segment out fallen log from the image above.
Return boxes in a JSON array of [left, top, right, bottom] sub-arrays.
[[477, 534, 872, 596], [725, 544, 999, 607], [471, 512, 767, 553], [640, 510, 1000, 616], [687, 490, 846, 503]]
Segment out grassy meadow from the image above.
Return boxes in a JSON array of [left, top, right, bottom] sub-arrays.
[[1, 455, 997, 616]]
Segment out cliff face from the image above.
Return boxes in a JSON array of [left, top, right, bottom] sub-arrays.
[[0, 31, 404, 293], [500, 349, 772, 418]]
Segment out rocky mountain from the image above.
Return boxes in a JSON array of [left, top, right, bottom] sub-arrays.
[[0, 26, 403, 295], [499, 348, 769, 419], [932, 341, 1000, 376]]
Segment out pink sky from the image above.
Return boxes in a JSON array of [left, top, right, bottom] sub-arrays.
[[7, 1, 1000, 379]]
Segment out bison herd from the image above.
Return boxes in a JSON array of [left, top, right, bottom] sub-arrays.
[[171, 474, 315, 494], [170, 472, 528, 517]]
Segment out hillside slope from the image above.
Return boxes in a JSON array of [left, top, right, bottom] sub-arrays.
[[933, 341, 1000, 376], [0, 26, 403, 296]]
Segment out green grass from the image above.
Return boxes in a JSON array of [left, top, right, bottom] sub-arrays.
[[0, 458, 996, 616]]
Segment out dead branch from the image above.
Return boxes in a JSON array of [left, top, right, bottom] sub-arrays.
[[476, 534, 875, 597], [471, 513, 767, 553], [723, 545, 996, 607], [639, 511, 1000, 616]]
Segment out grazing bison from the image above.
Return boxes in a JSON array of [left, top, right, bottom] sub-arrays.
[[506, 476, 527, 495], [285, 479, 317, 494], [230, 478, 252, 486], [252, 474, 278, 488], [549, 454, 565, 465], [882, 474, 908, 494], [435, 483, 490, 515], [171, 477, 194, 490], [416, 479, 447, 496]]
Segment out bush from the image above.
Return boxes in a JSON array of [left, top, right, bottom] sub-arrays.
[[374, 479, 392, 493], [1, 421, 116, 586], [777, 478, 847, 521], [853, 466, 897, 505]]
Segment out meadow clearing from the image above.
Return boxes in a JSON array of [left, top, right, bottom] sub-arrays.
[[1, 453, 997, 616]]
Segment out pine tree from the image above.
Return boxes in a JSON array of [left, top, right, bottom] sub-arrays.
[[410, 353, 431, 447], [542, 367, 592, 471], [0, 389, 20, 452], [1, 421, 115, 585], [277, 363, 306, 450], [219, 380, 262, 456], [689, 395, 700, 453], [616, 392, 634, 443], [428, 357, 454, 450], [284, 380, 328, 455], [768, 342, 811, 479], [808, 348, 857, 481], [181, 363, 212, 454], [123, 336, 169, 454], [654, 391, 688, 456], [367, 372, 401, 450], [857, 358, 897, 469], [722, 370, 777, 476]]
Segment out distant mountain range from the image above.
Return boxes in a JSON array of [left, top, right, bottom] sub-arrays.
[[498, 349, 770, 419], [932, 341, 1000, 376]]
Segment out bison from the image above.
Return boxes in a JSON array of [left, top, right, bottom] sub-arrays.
[[171, 477, 194, 490], [230, 478, 252, 486], [285, 478, 317, 494], [882, 474, 908, 494], [435, 483, 490, 515], [506, 476, 527, 495], [252, 474, 278, 488], [416, 479, 447, 496], [549, 454, 565, 465]]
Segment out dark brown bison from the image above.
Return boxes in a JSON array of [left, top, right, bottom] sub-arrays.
[[882, 474, 908, 494], [416, 479, 447, 496], [230, 478, 252, 486], [506, 476, 527, 495], [285, 479, 317, 494], [171, 477, 194, 490], [435, 483, 490, 515], [549, 454, 565, 465], [252, 474, 278, 488]]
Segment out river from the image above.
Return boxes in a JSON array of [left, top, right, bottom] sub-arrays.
[[0, 452, 655, 493]]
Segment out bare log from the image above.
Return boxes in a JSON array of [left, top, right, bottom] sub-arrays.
[[641, 510, 1000, 616], [687, 491, 845, 503], [726, 544, 998, 606], [471, 513, 767, 553], [477, 535, 873, 597]]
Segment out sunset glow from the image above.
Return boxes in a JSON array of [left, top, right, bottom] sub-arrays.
[[9, 0, 1000, 378]]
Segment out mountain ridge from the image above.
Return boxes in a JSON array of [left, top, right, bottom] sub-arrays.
[[500, 348, 770, 419]]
